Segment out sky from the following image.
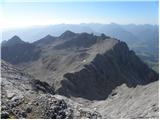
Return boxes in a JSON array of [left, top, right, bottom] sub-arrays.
[[0, 0, 159, 28]]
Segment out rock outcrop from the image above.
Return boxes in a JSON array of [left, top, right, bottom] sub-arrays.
[[1, 60, 102, 119], [1, 60, 54, 118]]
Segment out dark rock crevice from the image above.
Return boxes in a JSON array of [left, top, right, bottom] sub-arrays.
[[31, 79, 55, 94]]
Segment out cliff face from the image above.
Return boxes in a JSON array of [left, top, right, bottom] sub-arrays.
[[57, 41, 158, 100]]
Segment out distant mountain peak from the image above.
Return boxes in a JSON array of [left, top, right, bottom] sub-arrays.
[[45, 34, 54, 38], [110, 22, 118, 25], [2, 35, 25, 46], [9, 35, 24, 43], [11, 35, 21, 40], [79, 32, 90, 36], [33, 34, 56, 46], [42, 34, 55, 40], [59, 30, 76, 39]]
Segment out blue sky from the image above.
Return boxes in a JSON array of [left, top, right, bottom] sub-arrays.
[[1, 0, 158, 28]]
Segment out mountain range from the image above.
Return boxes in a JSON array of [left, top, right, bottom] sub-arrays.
[[1, 30, 159, 118], [3, 23, 158, 72]]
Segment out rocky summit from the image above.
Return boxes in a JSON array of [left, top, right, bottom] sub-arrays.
[[1, 31, 159, 119]]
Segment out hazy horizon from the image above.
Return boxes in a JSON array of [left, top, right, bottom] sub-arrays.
[[2, 22, 158, 31], [1, 1, 158, 29], [2, 22, 158, 43]]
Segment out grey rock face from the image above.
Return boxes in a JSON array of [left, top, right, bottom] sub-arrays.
[[57, 41, 158, 100]]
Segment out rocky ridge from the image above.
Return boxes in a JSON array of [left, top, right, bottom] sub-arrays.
[[10, 31, 157, 100], [57, 40, 158, 100], [1, 31, 159, 118]]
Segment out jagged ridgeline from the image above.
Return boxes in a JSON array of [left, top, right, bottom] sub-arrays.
[[1, 31, 159, 118]]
